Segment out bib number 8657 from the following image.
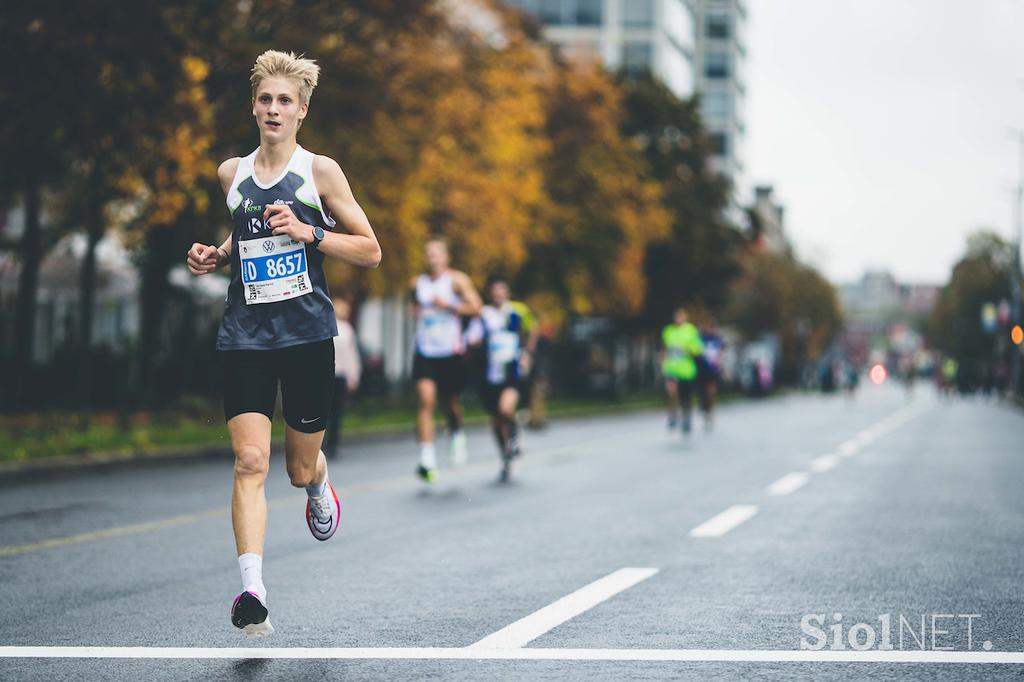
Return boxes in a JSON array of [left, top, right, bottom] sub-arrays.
[[243, 253, 304, 281]]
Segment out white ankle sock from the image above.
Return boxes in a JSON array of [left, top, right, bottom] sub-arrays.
[[305, 471, 328, 499], [238, 553, 266, 603], [419, 442, 437, 469]]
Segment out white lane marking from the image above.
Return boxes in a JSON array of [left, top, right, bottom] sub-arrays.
[[1, 647, 1022, 663], [689, 505, 759, 538], [810, 454, 841, 473], [837, 441, 859, 457], [766, 472, 810, 496], [469, 567, 658, 649]]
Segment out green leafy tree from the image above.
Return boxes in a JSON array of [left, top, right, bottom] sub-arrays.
[[930, 231, 1018, 385], [727, 251, 841, 382], [619, 74, 740, 326], [0, 3, 91, 407]]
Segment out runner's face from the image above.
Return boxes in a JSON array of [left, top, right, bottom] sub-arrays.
[[425, 242, 449, 273], [489, 282, 510, 306], [674, 310, 688, 325], [253, 77, 306, 141]]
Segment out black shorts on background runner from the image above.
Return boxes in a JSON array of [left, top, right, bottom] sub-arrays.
[[222, 339, 334, 433], [667, 376, 696, 402], [412, 352, 467, 396], [481, 381, 522, 415]]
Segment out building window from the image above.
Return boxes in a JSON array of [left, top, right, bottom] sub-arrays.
[[709, 131, 729, 156], [574, 0, 602, 25], [506, 0, 540, 14], [622, 0, 654, 28], [706, 13, 730, 39], [701, 91, 731, 119], [526, 0, 604, 26], [704, 51, 729, 79], [622, 41, 653, 75], [539, 0, 564, 24]]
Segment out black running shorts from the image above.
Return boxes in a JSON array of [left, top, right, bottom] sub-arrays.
[[481, 381, 521, 415], [666, 376, 696, 402], [412, 352, 467, 396], [221, 339, 334, 433]]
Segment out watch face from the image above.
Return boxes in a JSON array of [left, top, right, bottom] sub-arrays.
[[314, 227, 325, 241]]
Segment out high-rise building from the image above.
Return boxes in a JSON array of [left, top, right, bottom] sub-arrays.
[[503, 0, 697, 99], [693, 0, 746, 187]]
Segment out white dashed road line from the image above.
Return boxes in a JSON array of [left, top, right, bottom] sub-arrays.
[[810, 454, 841, 473], [469, 567, 659, 649], [766, 472, 810, 496], [838, 440, 859, 457], [689, 504, 759, 538]]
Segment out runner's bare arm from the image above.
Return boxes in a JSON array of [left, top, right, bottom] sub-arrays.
[[265, 156, 380, 267], [526, 317, 541, 355], [186, 159, 238, 275], [313, 155, 381, 267], [212, 158, 238, 263], [450, 271, 483, 316]]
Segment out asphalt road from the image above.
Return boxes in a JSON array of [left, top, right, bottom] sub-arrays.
[[1, 383, 1023, 680]]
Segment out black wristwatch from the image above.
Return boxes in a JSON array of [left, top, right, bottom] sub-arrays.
[[311, 226, 325, 250]]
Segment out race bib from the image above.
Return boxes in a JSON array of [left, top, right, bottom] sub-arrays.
[[239, 235, 312, 305], [488, 330, 520, 365], [666, 347, 685, 360], [420, 309, 460, 345]]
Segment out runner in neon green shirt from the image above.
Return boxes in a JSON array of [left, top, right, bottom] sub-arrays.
[[661, 308, 704, 434]]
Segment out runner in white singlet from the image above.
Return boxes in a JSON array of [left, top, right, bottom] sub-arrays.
[[408, 237, 482, 482]]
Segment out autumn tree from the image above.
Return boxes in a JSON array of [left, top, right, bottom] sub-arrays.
[[516, 60, 670, 327], [930, 231, 1019, 386]]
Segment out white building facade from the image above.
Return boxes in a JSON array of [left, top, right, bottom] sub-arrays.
[[693, 0, 746, 187], [504, 0, 697, 99]]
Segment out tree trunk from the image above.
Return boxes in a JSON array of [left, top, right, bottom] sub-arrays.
[[10, 183, 43, 410], [137, 224, 178, 408], [77, 167, 105, 410]]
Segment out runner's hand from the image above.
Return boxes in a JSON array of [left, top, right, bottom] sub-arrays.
[[520, 352, 533, 376], [266, 204, 313, 243], [187, 243, 220, 276]]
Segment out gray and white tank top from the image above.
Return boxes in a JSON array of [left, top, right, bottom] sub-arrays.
[[216, 145, 337, 351]]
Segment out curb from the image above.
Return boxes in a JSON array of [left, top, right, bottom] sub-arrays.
[[0, 401, 669, 483]]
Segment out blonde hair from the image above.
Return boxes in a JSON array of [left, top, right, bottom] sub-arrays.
[[250, 50, 320, 105]]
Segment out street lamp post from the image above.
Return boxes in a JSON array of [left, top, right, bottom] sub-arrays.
[[1012, 132, 1023, 396]]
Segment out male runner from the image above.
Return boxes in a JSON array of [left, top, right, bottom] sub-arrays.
[[661, 308, 704, 435], [409, 237, 482, 482], [186, 50, 381, 636], [471, 275, 539, 482], [697, 317, 724, 432]]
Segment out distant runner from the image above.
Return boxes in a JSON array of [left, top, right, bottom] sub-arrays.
[[324, 297, 361, 460], [469, 275, 539, 482], [409, 237, 482, 482], [697, 317, 724, 432], [661, 308, 704, 436]]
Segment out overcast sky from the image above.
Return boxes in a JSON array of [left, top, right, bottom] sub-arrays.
[[744, 0, 1024, 285]]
